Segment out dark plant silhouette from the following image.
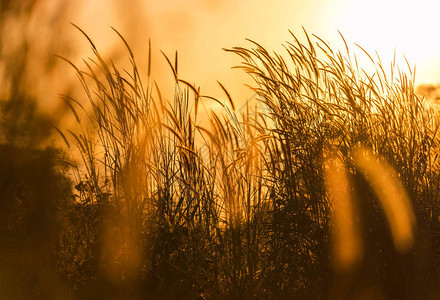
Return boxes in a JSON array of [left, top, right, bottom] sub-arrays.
[[2, 3, 440, 296], [0, 1, 75, 299]]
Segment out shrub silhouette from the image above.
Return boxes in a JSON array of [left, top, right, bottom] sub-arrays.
[[0, 2, 75, 299]]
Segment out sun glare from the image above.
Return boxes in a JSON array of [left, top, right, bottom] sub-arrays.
[[341, 0, 440, 83]]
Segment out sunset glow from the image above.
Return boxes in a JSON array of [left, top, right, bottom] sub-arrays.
[[35, 0, 439, 108], [3, 1, 440, 298], [340, 0, 440, 84]]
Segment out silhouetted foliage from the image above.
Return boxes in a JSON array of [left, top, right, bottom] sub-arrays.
[[0, 2, 76, 299], [3, 4, 440, 297]]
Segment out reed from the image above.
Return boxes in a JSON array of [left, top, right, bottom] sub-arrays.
[[54, 28, 440, 299]]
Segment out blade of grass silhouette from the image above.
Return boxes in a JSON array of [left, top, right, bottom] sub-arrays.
[[53, 126, 70, 149], [161, 51, 178, 82], [217, 81, 235, 111], [70, 22, 97, 51]]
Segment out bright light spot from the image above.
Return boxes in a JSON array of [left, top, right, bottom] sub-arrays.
[[324, 154, 363, 272], [340, 0, 440, 84], [353, 147, 416, 253]]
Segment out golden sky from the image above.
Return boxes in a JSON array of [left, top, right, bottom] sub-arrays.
[[57, 0, 440, 103]]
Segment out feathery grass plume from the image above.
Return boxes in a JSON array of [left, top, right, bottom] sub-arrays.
[[57, 27, 157, 296], [57, 26, 440, 299], [227, 28, 440, 298], [58, 25, 272, 297]]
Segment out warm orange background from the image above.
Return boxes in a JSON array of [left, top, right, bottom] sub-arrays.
[[67, 0, 440, 101], [9, 0, 440, 114]]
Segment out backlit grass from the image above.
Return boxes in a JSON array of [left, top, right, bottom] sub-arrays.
[[2, 19, 440, 299]]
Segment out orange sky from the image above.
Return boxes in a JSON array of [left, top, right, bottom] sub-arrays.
[[52, 0, 440, 107], [70, 0, 343, 101]]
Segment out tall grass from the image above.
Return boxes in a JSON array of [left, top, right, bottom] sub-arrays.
[[53, 28, 440, 299], [227, 30, 440, 298]]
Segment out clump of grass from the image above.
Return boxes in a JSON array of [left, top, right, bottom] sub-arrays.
[[227, 29, 440, 298], [57, 27, 440, 299], [57, 27, 271, 298]]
